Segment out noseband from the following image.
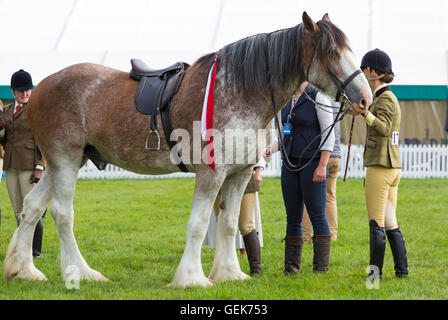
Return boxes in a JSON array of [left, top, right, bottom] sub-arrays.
[[327, 68, 363, 103], [272, 34, 363, 173]]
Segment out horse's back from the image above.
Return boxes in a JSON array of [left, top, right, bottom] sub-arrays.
[[29, 62, 131, 131], [28, 63, 136, 163], [27, 62, 183, 174], [31, 63, 129, 100]]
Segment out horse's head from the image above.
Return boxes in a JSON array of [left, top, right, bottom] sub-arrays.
[[301, 12, 372, 109]]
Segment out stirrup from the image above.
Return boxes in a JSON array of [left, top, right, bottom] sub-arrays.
[[145, 129, 160, 150]]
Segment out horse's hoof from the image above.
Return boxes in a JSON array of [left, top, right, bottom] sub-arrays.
[[4, 265, 48, 281], [84, 270, 109, 282], [81, 266, 109, 281], [209, 269, 250, 283], [3, 251, 48, 281], [64, 266, 109, 282], [234, 271, 251, 281], [168, 275, 215, 288]]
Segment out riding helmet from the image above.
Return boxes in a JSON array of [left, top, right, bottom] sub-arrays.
[[360, 49, 394, 76], [10, 69, 33, 91]]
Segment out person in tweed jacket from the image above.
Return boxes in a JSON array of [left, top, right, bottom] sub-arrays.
[[354, 49, 408, 280], [0, 69, 45, 258]]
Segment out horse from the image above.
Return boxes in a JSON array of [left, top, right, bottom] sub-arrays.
[[3, 12, 371, 287]]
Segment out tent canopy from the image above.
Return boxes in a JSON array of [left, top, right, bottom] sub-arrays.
[[0, 0, 447, 86]]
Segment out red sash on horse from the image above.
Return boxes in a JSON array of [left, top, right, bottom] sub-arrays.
[[202, 51, 219, 171]]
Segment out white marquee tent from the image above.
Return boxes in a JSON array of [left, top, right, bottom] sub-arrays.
[[1, 0, 447, 179], [0, 0, 448, 86]]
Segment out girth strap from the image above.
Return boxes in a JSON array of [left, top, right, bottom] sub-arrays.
[[160, 106, 189, 173]]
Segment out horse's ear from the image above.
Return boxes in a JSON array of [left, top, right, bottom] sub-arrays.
[[322, 13, 332, 23], [302, 11, 320, 34]]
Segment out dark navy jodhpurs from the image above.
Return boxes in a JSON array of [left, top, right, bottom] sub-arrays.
[[281, 159, 330, 237]]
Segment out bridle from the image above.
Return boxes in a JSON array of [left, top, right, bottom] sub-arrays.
[[271, 31, 363, 173]]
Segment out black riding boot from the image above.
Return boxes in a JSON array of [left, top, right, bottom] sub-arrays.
[[312, 235, 331, 273], [368, 220, 386, 279], [32, 218, 43, 258], [283, 236, 303, 275], [242, 230, 262, 276], [386, 228, 408, 278]]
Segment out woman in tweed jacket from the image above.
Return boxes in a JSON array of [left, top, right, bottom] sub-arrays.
[[355, 49, 408, 280]]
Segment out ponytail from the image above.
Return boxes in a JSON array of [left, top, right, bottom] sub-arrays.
[[365, 67, 394, 83], [382, 73, 394, 83]]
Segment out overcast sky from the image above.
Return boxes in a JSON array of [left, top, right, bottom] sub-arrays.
[[0, 0, 447, 85]]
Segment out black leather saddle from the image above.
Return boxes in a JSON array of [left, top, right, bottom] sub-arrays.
[[130, 59, 189, 116], [130, 58, 190, 172]]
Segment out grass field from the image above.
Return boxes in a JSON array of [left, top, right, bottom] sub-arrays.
[[0, 177, 447, 300]]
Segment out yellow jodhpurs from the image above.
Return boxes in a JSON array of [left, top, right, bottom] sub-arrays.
[[365, 166, 401, 230], [214, 192, 256, 237]]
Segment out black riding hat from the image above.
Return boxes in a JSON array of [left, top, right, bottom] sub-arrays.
[[360, 49, 394, 76], [11, 69, 33, 91]]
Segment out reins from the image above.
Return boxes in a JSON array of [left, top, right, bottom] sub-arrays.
[[343, 115, 355, 181], [271, 90, 347, 173], [271, 32, 362, 174]]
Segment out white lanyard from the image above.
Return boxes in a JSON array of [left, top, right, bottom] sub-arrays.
[[287, 95, 296, 122]]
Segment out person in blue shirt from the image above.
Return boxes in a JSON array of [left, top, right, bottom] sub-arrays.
[[302, 100, 341, 242], [264, 82, 335, 275]]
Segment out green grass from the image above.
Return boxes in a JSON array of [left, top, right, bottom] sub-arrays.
[[0, 177, 447, 300]]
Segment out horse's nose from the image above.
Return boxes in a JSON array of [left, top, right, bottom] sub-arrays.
[[360, 92, 373, 108], [360, 97, 372, 109], [361, 98, 366, 108]]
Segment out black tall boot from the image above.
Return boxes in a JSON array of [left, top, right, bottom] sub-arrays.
[[369, 220, 386, 279], [32, 218, 43, 258], [283, 236, 303, 275], [242, 229, 262, 276], [386, 228, 408, 278], [312, 235, 331, 273]]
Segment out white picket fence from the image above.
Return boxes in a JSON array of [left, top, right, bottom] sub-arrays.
[[341, 144, 448, 178], [78, 144, 448, 179]]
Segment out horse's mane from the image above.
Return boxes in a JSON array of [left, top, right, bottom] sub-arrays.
[[192, 20, 350, 96], [314, 20, 351, 69]]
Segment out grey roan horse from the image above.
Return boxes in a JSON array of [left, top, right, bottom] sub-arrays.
[[3, 12, 371, 287]]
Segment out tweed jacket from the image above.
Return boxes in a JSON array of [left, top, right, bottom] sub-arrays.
[[363, 87, 402, 168], [0, 102, 45, 170]]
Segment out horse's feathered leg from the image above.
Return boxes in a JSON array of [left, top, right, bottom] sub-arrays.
[[168, 166, 226, 288], [49, 160, 108, 282], [3, 170, 52, 281], [208, 168, 252, 282]]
